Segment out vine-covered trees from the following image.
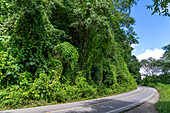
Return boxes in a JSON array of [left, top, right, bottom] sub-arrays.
[[127, 55, 141, 82], [0, 0, 139, 109]]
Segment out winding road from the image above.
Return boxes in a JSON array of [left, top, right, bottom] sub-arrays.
[[0, 86, 156, 113]]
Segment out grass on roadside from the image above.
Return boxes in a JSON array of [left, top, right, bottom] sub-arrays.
[[143, 83, 170, 113], [155, 83, 170, 113]]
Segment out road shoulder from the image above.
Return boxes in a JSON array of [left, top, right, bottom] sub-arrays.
[[124, 89, 159, 113]]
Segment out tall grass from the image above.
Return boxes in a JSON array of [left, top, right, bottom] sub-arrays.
[[144, 83, 170, 113], [154, 83, 170, 113]]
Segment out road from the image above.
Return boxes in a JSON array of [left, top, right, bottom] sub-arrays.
[[0, 86, 156, 113]]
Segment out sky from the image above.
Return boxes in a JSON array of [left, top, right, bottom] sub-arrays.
[[131, 0, 170, 61]]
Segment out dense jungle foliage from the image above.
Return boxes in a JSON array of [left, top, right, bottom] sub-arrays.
[[0, 0, 139, 109]]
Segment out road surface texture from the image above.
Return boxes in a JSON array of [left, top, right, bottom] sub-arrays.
[[0, 86, 156, 113], [124, 89, 159, 113]]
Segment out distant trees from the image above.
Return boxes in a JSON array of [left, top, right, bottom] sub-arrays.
[[161, 44, 170, 73], [141, 44, 170, 84], [141, 57, 162, 76], [127, 55, 141, 82], [159, 44, 170, 84]]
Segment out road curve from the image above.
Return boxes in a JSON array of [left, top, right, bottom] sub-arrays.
[[0, 86, 156, 113]]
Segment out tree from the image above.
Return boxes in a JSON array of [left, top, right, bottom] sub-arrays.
[[162, 44, 170, 73], [140, 57, 162, 76], [159, 44, 170, 84], [0, 0, 139, 108], [127, 55, 141, 82], [140, 44, 170, 84], [140, 57, 162, 83], [147, 0, 170, 16], [129, 0, 170, 16]]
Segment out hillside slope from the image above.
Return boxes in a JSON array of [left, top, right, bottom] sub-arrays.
[[0, 0, 139, 109]]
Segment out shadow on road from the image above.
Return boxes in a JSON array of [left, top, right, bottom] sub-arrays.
[[63, 98, 137, 113]]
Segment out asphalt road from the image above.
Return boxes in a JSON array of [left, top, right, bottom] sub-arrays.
[[0, 86, 156, 113]]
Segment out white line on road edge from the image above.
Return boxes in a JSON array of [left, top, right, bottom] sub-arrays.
[[106, 88, 156, 113]]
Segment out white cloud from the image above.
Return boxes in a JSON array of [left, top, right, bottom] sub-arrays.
[[131, 44, 138, 55], [136, 48, 165, 61], [130, 44, 137, 48]]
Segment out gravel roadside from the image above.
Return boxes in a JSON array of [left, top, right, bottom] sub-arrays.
[[124, 89, 159, 113]]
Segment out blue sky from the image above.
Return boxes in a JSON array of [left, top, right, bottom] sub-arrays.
[[131, 0, 170, 60]]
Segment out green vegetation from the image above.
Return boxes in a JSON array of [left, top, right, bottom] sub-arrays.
[[142, 83, 170, 113], [146, 0, 170, 16], [0, 0, 139, 109], [130, 0, 170, 16], [140, 44, 170, 85], [0, 0, 169, 111], [155, 83, 170, 113], [140, 44, 169, 113]]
